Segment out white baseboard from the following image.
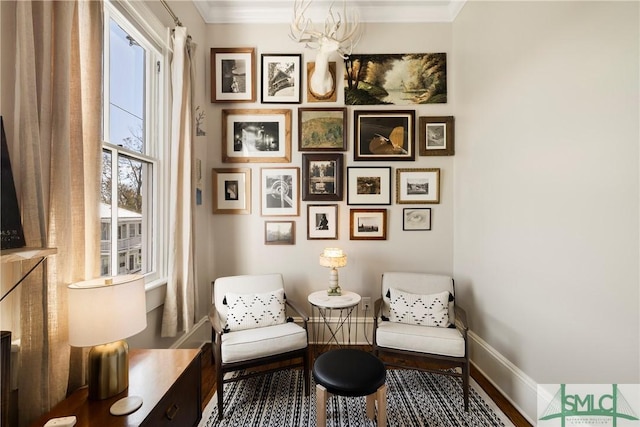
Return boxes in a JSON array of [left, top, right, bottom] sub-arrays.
[[469, 331, 538, 425], [171, 316, 211, 349]]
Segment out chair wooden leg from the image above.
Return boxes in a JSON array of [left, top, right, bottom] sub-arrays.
[[316, 384, 328, 427], [463, 366, 470, 412], [303, 348, 310, 396], [217, 368, 224, 419]]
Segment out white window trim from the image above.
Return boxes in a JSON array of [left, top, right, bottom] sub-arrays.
[[103, 0, 171, 301]]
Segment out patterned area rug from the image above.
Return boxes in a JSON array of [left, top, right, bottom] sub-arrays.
[[199, 368, 516, 427]]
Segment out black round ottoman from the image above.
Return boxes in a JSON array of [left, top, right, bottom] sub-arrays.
[[313, 349, 387, 427]]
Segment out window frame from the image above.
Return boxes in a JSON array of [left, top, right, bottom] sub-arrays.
[[102, 0, 169, 287]]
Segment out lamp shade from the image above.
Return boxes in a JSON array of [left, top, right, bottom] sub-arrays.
[[319, 248, 347, 268], [68, 275, 147, 347]]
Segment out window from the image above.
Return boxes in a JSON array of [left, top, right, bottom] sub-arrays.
[[101, 2, 166, 281]]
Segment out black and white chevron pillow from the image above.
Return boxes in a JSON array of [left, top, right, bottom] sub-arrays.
[[225, 289, 286, 331], [388, 288, 451, 328]]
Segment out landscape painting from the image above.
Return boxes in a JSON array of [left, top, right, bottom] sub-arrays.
[[344, 53, 447, 105]]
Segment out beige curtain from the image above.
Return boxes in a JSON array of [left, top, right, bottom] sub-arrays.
[[161, 27, 196, 337], [14, 1, 102, 425]]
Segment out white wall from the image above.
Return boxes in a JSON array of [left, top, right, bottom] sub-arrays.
[[205, 22, 456, 311], [453, 1, 639, 420]]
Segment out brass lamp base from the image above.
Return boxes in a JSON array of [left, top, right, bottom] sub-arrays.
[[88, 340, 129, 400], [327, 286, 342, 296]]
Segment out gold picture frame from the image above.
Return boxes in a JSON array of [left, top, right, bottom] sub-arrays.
[[212, 168, 251, 214]]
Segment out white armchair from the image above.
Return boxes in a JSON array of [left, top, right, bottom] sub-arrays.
[[373, 272, 470, 411], [209, 273, 310, 419]]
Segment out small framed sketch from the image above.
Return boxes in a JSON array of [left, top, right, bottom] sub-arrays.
[[261, 54, 302, 104], [212, 168, 251, 214], [307, 204, 338, 240], [396, 168, 440, 204], [403, 208, 431, 231], [261, 167, 300, 216], [302, 153, 343, 201], [210, 47, 256, 103], [350, 209, 387, 241], [347, 167, 391, 205], [419, 116, 454, 156], [222, 109, 292, 163], [265, 221, 295, 245], [298, 108, 347, 151], [354, 110, 415, 161]]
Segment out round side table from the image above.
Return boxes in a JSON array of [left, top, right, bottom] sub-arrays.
[[308, 291, 361, 351]]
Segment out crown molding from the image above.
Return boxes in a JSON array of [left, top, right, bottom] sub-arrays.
[[192, 0, 466, 24]]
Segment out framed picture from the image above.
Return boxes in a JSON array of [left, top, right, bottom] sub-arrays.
[[298, 107, 347, 151], [210, 47, 256, 102], [346, 167, 391, 205], [350, 209, 387, 240], [396, 168, 440, 204], [419, 116, 454, 156], [344, 53, 447, 105], [354, 110, 415, 161], [403, 208, 432, 231], [261, 54, 302, 104], [212, 168, 251, 214], [307, 204, 338, 240], [265, 221, 295, 245], [222, 109, 292, 163], [301, 153, 343, 202], [260, 167, 300, 216]]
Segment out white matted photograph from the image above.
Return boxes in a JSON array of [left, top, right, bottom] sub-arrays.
[[307, 204, 338, 240], [347, 167, 391, 205], [396, 168, 440, 204], [261, 54, 302, 104], [210, 47, 256, 103], [261, 167, 300, 216], [350, 209, 387, 240], [212, 168, 251, 214]]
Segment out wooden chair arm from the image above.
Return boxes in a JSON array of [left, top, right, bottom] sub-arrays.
[[208, 305, 225, 337], [454, 305, 469, 332], [286, 299, 309, 324]]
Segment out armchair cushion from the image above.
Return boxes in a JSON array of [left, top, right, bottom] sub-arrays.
[[388, 288, 451, 328], [376, 321, 465, 357], [221, 322, 308, 363], [225, 288, 286, 331]]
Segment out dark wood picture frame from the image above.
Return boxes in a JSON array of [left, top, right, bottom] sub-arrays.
[[210, 47, 256, 103], [301, 153, 343, 202], [261, 54, 302, 104], [298, 107, 347, 151], [418, 116, 455, 156], [349, 208, 387, 240], [222, 109, 292, 163], [354, 110, 415, 161]]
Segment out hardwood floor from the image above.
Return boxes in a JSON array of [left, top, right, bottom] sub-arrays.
[[199, 342, 532, 427]]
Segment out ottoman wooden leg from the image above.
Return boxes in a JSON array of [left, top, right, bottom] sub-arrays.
[[316, 384, 328, 427], [366, 393, 375, 419], [376, 384, 387, 427]]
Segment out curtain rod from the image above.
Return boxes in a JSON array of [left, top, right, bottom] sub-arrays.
[[160, 0, 182, 27]]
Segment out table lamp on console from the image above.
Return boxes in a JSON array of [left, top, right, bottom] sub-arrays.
[[319, 248, 347, 296], [67, 274, 147, 414]]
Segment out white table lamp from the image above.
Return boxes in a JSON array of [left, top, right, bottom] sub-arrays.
[[68, 275, 146, 412], [319, 248, 347, 296]]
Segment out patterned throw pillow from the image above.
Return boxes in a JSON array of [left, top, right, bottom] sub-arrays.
[[225, 289, 286, 331], [388, 288, 451, 328]]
